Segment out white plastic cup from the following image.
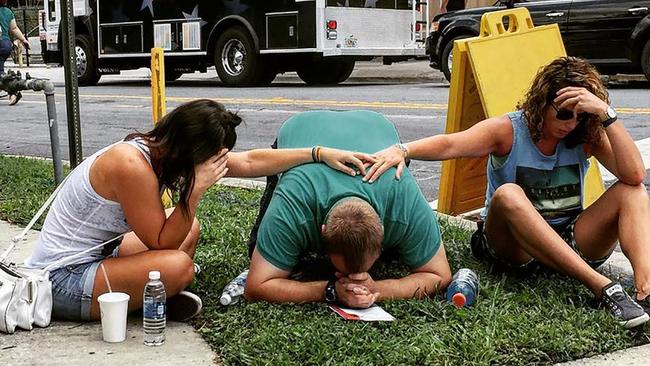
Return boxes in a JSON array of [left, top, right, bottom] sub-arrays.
[[98, 292, 130, 343]]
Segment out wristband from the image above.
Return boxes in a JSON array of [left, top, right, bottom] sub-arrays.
[[311, 146, 318, 162], [602, 116, 617, 128], [311, 146, 322, 162], [324, 280, 337, 303]]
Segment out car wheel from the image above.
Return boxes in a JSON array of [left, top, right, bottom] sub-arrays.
[[75, 34, 101, 86], [642, 39, 650, 83], [214, 26, 265, 87], [440, 35, 471, 83]]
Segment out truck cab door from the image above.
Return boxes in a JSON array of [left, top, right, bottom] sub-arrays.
[[566, 0, 650, 63]]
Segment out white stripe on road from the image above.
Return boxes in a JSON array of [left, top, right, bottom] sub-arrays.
[[599, 137, 650, 182]]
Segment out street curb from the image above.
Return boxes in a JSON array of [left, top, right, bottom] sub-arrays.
[[6, 62, 448, 85]]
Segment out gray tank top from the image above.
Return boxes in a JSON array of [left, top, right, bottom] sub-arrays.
[[481, 111, 589, 227], [25, 139, 152, 270]]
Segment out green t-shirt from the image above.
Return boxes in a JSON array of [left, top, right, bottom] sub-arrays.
[[256, 110, 441, 271], [0, 7, 14, 42]]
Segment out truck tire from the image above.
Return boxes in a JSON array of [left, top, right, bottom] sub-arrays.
[[297, 59, 354, 85], [75, 34, 100, 86], [642, 39, 650, 83], [165, 68, 183, 82], [441, 35, 471, 83], [257, 68, 277, 86], [336, 59, 355, 83], [215, 26, 265, 87]]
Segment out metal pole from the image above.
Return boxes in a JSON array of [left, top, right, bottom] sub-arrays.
[[60, 0, 83, 167], [45, 91, 63, 185], [1, 71, 63, 185]]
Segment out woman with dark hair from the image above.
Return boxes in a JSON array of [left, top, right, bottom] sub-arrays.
[[25, 99, 375, 322], [0, 0, 29, 105], [366, 56, 650, 328]]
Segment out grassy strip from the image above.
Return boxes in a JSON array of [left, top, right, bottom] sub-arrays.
[[1, 155, 648, 365]]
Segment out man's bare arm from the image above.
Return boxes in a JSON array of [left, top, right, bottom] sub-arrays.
[[244, 249, 326, 303], [245, 248, 379, 307]]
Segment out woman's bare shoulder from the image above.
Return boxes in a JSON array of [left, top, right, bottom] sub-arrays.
[[96, 143, 154, 178]]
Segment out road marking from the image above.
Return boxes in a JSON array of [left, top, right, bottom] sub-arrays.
[[114, 104, 147, 109], [19, 92, 650, 114], [16, 100, 46, 105], [599, 137, 650, 182]]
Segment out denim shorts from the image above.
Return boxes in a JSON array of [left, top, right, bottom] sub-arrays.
[[470, 216, 611, 272], [50, 261, 101, 321], [49, 241, 122, 321]]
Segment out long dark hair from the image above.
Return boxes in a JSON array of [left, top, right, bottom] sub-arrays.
[[126, 99, 241, 216]]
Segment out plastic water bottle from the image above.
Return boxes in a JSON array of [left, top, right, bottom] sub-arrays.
[[220, 270, 249, 305], [143, 270, 166, 346], [446, 268, 479, 308]]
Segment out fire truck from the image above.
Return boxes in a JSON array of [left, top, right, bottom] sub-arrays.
[[39, 0, 430, 86]]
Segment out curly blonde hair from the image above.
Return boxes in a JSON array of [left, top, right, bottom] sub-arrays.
[[517, 57, 608, 148]]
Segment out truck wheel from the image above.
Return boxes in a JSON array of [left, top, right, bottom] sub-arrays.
[[75, 34, 100, 86], [441, 35, 470, 83], [257, 67, 277, 86], [336, 59, 355, 83], [642, 39, 650, 83], [165, 68, 183, 82], [215, 26, 264, 87], [297, 59, 353, 85]]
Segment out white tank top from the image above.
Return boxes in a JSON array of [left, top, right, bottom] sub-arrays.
[[25, 139, 152, 270]]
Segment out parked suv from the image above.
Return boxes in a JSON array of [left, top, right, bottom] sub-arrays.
[[426, 0, 650, 82]]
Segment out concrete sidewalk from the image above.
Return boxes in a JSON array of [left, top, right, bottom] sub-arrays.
[[4, 59, 447, 86], [0, 221, 218, 366]]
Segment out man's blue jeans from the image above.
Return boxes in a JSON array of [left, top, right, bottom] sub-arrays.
[[0, 39, 13, 75]]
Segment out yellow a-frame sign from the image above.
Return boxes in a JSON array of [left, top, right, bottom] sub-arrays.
[[437, 8, 605, 216]]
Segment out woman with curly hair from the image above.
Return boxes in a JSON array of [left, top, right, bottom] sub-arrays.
[[365, 56, 650, 328]]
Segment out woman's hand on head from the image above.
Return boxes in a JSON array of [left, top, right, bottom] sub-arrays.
[[363, 145, 406, 183], [193, 148, 229, 196], [555, 86, 609, 116], [319, 148, 376, 177]]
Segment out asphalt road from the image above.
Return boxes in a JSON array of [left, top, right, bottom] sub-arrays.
[[2, 67, 650, 201]]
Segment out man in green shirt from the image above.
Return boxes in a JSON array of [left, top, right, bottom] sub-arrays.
[[244, 110, 452, 308]]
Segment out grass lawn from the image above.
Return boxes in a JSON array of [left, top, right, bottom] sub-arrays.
[[1, 155, 649, 365]]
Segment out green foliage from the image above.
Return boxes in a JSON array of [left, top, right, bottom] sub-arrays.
[[1, 156, 648, 365]]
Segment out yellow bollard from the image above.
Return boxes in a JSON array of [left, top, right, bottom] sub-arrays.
[[151, 48, 167, 124], [150, 48, 173, 207], [17, 42, 23, 68]]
